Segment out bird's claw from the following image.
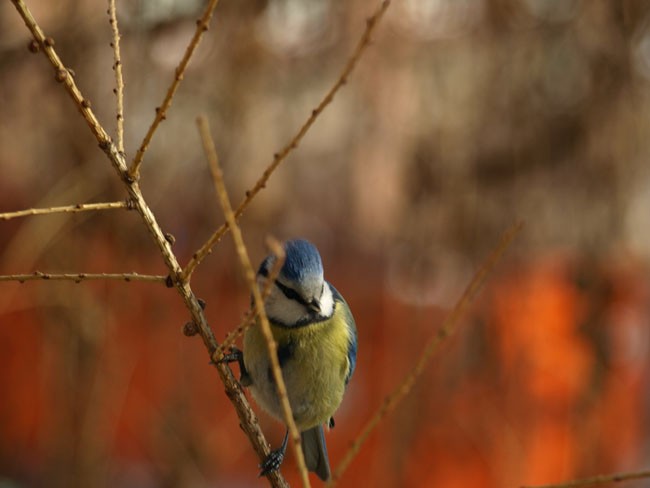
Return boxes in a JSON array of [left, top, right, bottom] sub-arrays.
[[259, 447, 285, 477], [259, 430, 289, 477], [216, 347, 243, 364]]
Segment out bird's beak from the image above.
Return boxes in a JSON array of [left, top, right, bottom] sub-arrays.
[[309, 299, 321, 313]]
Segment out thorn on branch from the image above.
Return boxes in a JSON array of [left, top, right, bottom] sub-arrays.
[[164, 233, 176, 245], [154, 106, 167, 120], [98, 139, 111, 151], [198, 298, 206, 310], [81, 99, 91, 109], [28, 40, 40, 53], [55, 69, 67, 83], [196, 19, 208, 31], [122, 170, 136, 184], [183, 321, 199, 336]]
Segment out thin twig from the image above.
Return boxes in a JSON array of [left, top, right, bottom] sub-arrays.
[[521, 469, 650, 488], [328, 221, 523, 486], [197, 115, 310, 487], [0, 272, 167, 283], [0, 201, 130, 220], [213, 240, 285, 363], [181, 0, 392, 281], [10, 3, 287, 486], [10, 0, 112, 147], [128, 0, 221, 180], [108, 0, 125, 154]]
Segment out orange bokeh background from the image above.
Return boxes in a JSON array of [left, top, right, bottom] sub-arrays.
[[2, 0, 650, 486]]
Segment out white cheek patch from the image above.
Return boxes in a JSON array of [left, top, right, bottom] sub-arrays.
[[319, 284, 334, 317], [257, 276, 336, 326], [264, 284, 311, 325]]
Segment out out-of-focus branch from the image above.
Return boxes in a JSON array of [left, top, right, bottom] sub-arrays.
[[521, 469, 650, 488], [213, 239, 285, 362], [198, 115, 309, 486], [0, 272, 167, 283], [0, 201, 130, 220], [108, 0, 125, 154], [328, 221, 524, 486], [181, 0, 392, 281], [128, 0, 221, 180]]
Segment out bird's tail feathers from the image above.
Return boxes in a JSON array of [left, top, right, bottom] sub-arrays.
[[301, 425, 331, 481]]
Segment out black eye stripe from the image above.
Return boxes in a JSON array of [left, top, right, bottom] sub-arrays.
[[275, 280, 309, 306]]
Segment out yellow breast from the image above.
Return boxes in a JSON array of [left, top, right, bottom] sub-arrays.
[[243, 301, 352, 430]]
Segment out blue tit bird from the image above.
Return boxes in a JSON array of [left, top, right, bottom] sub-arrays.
[[225, 239, 357, 481]]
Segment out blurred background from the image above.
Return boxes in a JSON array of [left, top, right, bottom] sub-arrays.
[[1, 0, 650, 486]]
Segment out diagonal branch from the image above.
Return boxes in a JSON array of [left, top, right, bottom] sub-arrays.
[[181, 0, 392, 281], [0, 201, 131, 220], [212, 238, 285, 363], [198, 115, 310, 487], [327, 221, 524, 486], [9, 2, 287, 486], [128, 0, 222, 180], [10, 0, 112, 147]]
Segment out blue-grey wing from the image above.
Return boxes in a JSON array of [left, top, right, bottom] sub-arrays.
[[329, 283, 357, 385]]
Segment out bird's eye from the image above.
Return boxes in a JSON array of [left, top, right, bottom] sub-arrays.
[[275, 280, 308, 305]]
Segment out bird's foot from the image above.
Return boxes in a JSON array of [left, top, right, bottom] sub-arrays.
[[259, 430, 289, 477], [213, 347, 252, 386], [216, 347, 243, 365]]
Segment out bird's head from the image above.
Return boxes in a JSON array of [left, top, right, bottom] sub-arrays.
[[257, 239, 334, 326]]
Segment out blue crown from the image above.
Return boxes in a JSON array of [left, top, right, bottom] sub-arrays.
[[281, 239, 323, 284]]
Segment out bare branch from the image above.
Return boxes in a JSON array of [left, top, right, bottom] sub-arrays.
[[328, 221, 524, 486], [198, 117, 297, 486], [181, 0, 392, 281], [0, 201, 130, 221], [10, 0, 113, 148], [108, 0, 125, 154], [213, 236, 285, 363], [0, 272, 167, 283], [197, 115, 309, 486], [9, 4, 288, 485], [128, 0, 222, 180], [521, 469, 650, 488]]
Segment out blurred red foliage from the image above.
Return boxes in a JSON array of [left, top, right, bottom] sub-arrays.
[[1, 249, 648, 487]]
